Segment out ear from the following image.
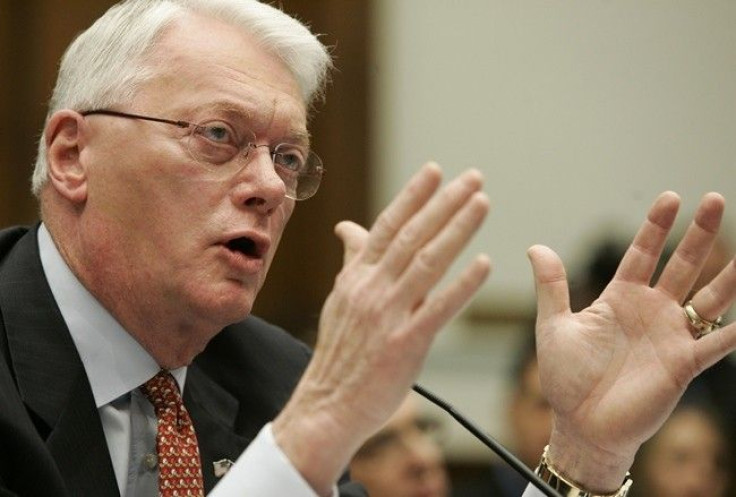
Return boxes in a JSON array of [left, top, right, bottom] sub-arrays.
[[45, 110, 88, 204]]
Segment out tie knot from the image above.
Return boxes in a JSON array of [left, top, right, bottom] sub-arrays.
[[140, 370, 182, 411]]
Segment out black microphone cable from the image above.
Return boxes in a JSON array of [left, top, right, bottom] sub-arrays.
[[412, 383, 563, 497]]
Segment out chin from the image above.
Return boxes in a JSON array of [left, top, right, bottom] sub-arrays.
[[186, 282, 256, 328]]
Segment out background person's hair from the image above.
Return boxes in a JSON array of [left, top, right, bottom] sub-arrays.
[[629, 402, 733, 497], [31, 0, 332, 196]]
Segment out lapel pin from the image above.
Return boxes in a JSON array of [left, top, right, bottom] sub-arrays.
[[213, 459, 234, 478]]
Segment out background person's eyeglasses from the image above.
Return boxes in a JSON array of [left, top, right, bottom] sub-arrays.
[[80, 109, 324, 201]]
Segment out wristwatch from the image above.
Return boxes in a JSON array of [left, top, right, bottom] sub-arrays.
[[535, 446, 633, 497]]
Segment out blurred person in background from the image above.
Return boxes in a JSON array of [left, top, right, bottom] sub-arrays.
[[350, 393, 450, 497], [506, 334, 552, 474], [629, 403, 732, 497], [468, 329, 552, 497]]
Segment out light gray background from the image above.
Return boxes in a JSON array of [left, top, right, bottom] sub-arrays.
[[371, 1, 736, 460]]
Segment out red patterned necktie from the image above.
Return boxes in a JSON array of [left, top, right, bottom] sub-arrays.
[[140, 370, 205, 497]]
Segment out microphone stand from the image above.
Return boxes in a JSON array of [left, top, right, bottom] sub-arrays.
[[412, 383, 563, 497]]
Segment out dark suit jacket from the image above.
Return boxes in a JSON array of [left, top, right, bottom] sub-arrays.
[[0, 225, 366, 497]]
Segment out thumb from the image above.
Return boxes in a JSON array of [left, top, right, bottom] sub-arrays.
[[335, 221, 369, 265], [527, 244, 571, 323]]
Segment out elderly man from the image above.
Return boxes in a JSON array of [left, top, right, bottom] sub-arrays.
[[1, 1, 736, 497], [0, 1, 489, 496]]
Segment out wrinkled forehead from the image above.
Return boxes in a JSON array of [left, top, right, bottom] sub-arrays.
[[137, 12, 307, 123]]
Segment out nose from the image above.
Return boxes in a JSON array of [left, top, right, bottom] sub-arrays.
[[231, 144, 287, 214], [402, 431, 444, 473], [402, 435, 449, 497]]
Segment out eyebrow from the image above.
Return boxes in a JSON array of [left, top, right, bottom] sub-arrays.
[[283, 130, 311, 148], [204, 102, 312, 148]]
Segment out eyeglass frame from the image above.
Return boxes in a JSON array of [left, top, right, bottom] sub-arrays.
[[79, 108, 324, 201]]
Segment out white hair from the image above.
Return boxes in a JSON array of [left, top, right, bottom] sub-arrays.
[[31, 0, 332, 196]]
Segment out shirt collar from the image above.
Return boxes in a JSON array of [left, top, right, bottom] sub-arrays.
[[38, 224, 187, 407]]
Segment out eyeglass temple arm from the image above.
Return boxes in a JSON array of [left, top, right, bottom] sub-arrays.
[[79, 109, 190, 128]]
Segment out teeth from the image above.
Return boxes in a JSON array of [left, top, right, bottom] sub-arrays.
[[227, 237, 257, 256]]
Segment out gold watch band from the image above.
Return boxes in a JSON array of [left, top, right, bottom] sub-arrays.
[[535, 446, 633, 497]]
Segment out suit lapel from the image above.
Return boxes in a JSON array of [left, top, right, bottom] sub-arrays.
[[184, 363, 246, 493], [0, 228, 120, 497], [45, 374, 121, 497]]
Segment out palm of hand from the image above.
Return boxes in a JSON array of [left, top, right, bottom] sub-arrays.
[[538, 279, 697, 455], [528, 191, 736, 487], [305, 166, 490, 437]]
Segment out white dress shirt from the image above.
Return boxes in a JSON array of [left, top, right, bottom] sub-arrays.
[[522, 486, 544, 497], [37, 224, 331, 497]]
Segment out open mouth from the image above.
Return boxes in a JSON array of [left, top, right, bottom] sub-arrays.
[[225, 237, 261, 258]]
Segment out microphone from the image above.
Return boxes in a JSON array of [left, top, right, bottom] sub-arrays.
[[412, 383, 563, 497]]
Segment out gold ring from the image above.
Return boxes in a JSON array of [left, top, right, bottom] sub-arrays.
[[683, 300, 723, 339]]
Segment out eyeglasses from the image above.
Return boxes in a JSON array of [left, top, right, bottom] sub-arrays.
[[80, 109, 324, 201]]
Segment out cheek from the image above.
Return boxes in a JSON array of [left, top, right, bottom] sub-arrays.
[[264, 202, 295, 260], [94, 179, 222, 272], [280, 200, 296, 226], [98, 182, 199, 243], [87, 131, 206, 212]]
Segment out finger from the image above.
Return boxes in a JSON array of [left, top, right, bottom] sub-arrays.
[[655, 193, 724, 302], [694, 321, 736, 375], [528, 244, 571, 322], [690, 257, 736, 323], [363, 163, 443, 264], [393, 191, 490, 305], [407, 254, 492, 350], [381, 169, 484, 278], [614, 192, 680, 284], [335, 221, 369, 266], [688, 257, 736, 374]]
